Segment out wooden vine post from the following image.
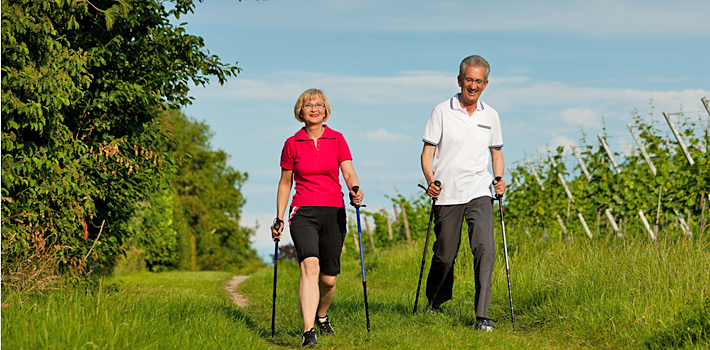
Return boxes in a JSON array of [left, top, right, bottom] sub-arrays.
[[663, 110, 695, 237], [598, 134, 621, 174], [571, 144, 592, 181], [507, 166, 521, 187], [400, 202, 411, 242], [351, 219, 361, 253], [663, 111, 695, 165], [363, 214, 377, 252], [627, 123, 659, 240], [604, 209, 622, 237], [393, 204, 401, 237], [527, 160, 545, 190], [701, 97, 709, 236]]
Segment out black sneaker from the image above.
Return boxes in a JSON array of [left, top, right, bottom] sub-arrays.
[[301, 328, 318, 347], [315, 315, 335, 335], [426, 301, 442, 314], [474, 318, 495, 332]]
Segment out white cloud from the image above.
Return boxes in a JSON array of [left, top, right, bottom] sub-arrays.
[[185, 0, 710, 36], [189, 70, 453, 105], [362, 128, 411, 142], [560, 107, 601, 127], [487, 83, 709, 112], [549, 136, 576, 153], [190, 71, 709, 114]]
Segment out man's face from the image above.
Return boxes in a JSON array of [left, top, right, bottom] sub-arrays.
[[457, 65, 489, 107]]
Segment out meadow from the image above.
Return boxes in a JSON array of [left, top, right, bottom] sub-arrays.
[[4, 230, 708, 349]]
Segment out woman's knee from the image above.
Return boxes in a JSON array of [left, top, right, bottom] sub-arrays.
[[301, 257, 320, 277], [319, 274, 337, 289]]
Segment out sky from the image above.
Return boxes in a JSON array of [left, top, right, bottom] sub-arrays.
[[177, 0, 710, 260]]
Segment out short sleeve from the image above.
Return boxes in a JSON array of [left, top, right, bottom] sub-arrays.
[[489, 113, 503, 148], [337, 134, 353, 163], [280, 139, 295, 170], [422, 107, 442, 146]]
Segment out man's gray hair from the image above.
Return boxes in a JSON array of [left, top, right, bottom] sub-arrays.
[[459, 55, 490, 80]]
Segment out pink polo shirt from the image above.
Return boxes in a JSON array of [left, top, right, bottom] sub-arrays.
[[280, 125, 353, 207]]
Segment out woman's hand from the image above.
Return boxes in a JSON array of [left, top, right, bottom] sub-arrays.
[[271, 218, 284, 242], [349, 187, 364, 207]]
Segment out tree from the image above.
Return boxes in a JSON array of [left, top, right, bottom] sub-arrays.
[[1, 0, 239, 285], [167, 110, 259, 271]]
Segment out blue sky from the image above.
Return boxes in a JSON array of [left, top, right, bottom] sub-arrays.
[[178, 0, 710, 259]]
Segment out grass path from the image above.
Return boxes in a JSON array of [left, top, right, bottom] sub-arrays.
[[3, 237, 707, 349], [2, 271, 270, 350], [225, 275, 250, 307]]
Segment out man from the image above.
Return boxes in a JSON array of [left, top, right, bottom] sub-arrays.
[[420, 55, 506, 331]]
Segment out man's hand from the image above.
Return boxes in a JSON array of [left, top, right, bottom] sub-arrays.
[[493, 177, 507, 196], [427, 181, 442, 198]]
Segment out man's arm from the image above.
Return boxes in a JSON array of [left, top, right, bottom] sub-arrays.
[[490, 147, 506, 195], [421, 143, 441, 198]]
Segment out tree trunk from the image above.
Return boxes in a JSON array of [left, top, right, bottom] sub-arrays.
[[393, 204, 401, 237], [190, 234, 197, 271], [363, 215, 376, 252], [386, 212, 393, 240], [352, 225, 360, 254], [700, 194, 706, 237], [401, 202, 411, 242]]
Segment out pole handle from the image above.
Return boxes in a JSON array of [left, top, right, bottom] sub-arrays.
[[493, 176, 503, 200], [351, 186, 365, 208], [273, 218, 283, 243]]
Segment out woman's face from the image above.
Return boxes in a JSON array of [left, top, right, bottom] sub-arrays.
[[300, 95, 327, 126]]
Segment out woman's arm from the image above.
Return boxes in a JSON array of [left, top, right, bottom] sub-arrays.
[[271, 168, 293, 240], [340, 160, 363, 206]]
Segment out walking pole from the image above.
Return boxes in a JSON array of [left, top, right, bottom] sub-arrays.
[[271, 218, 283, 337], [351, 186, 371, 333], [493, 177, 516, 332], [413, 180, 441, 314]]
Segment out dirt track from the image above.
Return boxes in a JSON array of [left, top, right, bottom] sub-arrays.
[[224, 275, 249, 307]]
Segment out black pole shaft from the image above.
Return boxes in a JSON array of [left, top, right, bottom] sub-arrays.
[[271, 219, 282, 337], [352, 186, 370, 333], [271, 238, 279, 337], [413, 197, 436, 314], [355, 206, 371, 332]]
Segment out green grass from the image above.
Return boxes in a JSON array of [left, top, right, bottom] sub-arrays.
[[3, 235, 708, 349], [242, 234, 709, 349], [2, 271, 267, 350]]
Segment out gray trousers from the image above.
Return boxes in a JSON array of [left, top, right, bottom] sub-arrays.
[[425, 196, 495, 318]]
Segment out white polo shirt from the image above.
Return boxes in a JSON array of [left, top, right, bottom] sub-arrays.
[[422, 94, 503, 205]]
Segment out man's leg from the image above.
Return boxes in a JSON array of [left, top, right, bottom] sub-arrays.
[[465, 197, 495, 319], [425, 203, 465, 306]]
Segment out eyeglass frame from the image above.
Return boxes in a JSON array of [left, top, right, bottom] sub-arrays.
[[461, 77, 487, 86], [302, 103, 326, 110]]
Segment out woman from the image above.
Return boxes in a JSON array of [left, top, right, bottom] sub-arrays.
[[271, 88, 364, 347]]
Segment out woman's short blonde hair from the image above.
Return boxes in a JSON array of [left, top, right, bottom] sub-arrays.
[[294, 88, 332, 122]]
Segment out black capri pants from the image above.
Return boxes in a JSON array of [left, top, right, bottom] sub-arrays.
[[289, 206, 347, 276]]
